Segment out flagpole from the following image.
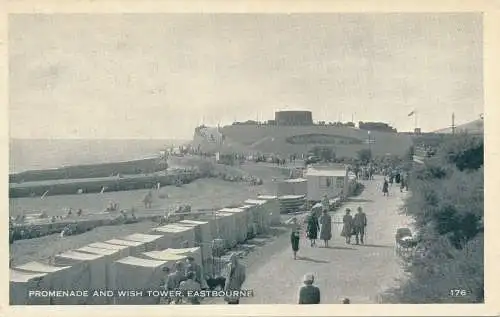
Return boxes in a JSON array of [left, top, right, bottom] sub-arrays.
[[414, 111, 418, 131]]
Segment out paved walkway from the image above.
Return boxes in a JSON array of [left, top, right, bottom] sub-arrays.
[[238, 176, 413, 304]]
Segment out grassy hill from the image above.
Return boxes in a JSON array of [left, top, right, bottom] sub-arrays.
[[193, 124, 414, 158], [434, 119, 483, 134]]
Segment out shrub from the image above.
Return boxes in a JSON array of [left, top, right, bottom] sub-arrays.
[[384, 134, 484, 303]]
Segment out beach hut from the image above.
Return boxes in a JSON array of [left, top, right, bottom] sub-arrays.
[[304, 167, 348, 201], [195, 213, 219, 239], [104, 239, 147, 256], [87, 242, 131, 258], [160, 247, 202, 265], [113, 256, 166, 305], [139, 251, 188, 270], [13, 261, 73, 305], [74, 246, 125, 302], [153, 224, 196, 250], [175, 220, 212, 263], [218, 208, 247, 244], [236, 205, 256, 238], [122, 233, 164, 252], [215, 211, 238, 248], [53, 251, 107, 304], [243, 199, 270, 234], [10, 269, 52, 305], [257, 195, 281, 225]]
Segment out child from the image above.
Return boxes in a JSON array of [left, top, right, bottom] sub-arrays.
[[291, 225, 301, 260]]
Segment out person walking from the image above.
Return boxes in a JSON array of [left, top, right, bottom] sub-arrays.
[[382, 179, 389, 197], [290, 225, 301, 260], [298, 273, 321, 304], [340, 209, 354, 244], [306, 211, 320, 247], [319, 209, 332, 248], [353, 207, 368, 245], [224, 253, 246, 305]]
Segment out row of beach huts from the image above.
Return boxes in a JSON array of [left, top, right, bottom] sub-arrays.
[[10, 195, 281, 305]]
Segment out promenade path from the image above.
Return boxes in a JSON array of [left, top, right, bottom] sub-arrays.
[[237, 176, 413, 304]]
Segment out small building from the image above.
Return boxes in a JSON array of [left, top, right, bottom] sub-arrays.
[[304, 168, 349, 201]]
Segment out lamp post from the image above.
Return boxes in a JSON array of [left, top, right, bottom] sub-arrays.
[[367, 130, 372, 162]]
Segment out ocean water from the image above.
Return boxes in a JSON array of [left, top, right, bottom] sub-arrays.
[[9, 139, 188, 174]]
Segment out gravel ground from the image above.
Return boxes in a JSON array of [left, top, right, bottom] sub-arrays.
[[203, 176, 413, 304]]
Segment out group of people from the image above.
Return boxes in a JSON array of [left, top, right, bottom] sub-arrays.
[[290, 203, 369, 259], [289, 203, 368, 304], [161, 254, 246, 305], [382, 171, 409, 197]]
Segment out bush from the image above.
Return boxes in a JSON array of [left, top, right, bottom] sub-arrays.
[[383, 133, 484, 303]]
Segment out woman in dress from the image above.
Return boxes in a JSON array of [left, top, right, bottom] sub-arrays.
[[290, 224, 301, 260], [306, 211, 320, 247], [382, 179, 389, 197], [340, 208, 354, 244], [319, 209, 332, 248]]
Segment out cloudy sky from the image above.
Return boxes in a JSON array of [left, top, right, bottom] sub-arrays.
[[9, 13, 483, 139]]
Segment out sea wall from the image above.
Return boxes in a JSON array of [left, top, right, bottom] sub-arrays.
[[10, 158, 167, 183], [9, 170, 200, 198]]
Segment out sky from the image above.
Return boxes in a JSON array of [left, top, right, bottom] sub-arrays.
[[9, 13, 483, 139]]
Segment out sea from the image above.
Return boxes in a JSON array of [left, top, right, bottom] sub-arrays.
[[9, 139, 189, 174]]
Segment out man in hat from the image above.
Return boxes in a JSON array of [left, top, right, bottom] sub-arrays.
[[353, 207, 368, 245]]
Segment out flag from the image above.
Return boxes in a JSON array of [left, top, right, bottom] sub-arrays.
[[408, 111, 415, 117]]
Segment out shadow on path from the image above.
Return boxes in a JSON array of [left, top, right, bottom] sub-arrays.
[[296, 256, 330, 264], [359, 244, 393, 249], [322, 246, 356, 251], [346, 198, 374, 203]]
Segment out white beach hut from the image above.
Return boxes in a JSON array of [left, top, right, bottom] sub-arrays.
[[74, 246, 125, 301], [218, 208, 247, 244], [13, 261, 73, 305], [175, 220, 212, 262], [215, 211, 238, 248], [257, 195, 281, 225], [153, 224, 196, 250], [53, 251, 107, 304], [104, 239, 147, 256], [87, 242, 131, 258], [113, 256, 166, 305], [237, 205, 256, 238], [122, 233, 164, 252], [10, 269, 52, 305], [304, 167, 348, 201], [244, 199, 270, 234]]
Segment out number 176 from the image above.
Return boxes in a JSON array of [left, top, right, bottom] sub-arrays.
[[449, 289, 468, 297]]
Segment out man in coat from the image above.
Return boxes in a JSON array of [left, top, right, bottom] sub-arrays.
[[353, 207, 368, 245], [224, 253, 246, 304]]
